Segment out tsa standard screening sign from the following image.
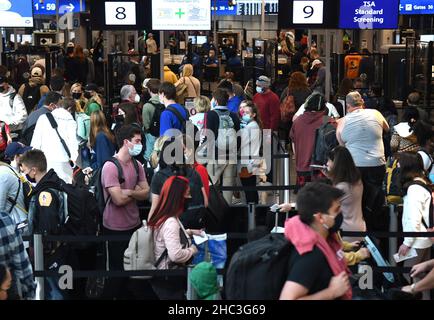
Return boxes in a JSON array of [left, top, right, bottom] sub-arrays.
[[339, 0, 399, 29], [152, 0, 211, 31]]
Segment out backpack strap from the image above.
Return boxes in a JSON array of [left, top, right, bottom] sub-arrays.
[[0, 121, 6, 141], [0, 162, 22, 214], [9, 93, 16, 109], [46, 112, 72, 160], [166, 106, 187, 131], [419, 149, 434, 173], [407, 180, 433, 229]]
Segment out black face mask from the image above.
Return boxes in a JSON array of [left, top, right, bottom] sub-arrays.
[[328, 213, 343, 234], [72, 92, 82, 100], [83, 91, 92, 99], [26, 174, 36, 184], [0, 86, 6, 93]]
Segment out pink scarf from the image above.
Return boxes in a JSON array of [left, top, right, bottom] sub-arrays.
[[284, 215, 352, 300]]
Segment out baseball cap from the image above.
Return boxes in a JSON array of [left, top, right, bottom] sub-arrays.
[[256, 75, 271, 88], [311, 59, 323, 69], [67, 42, 75, 48], [142, 78, 151, 88], [5, 142, 32, 160], [31, 67, 43, 77], [85, 83, 98, 92]]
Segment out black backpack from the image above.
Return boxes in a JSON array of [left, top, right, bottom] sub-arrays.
[[312, 116, 338, 165], [41, 180, 100, 249], [91, 157, 140, 219], [22, 83, 42, 114], [148, 101, 165, 137], [20, 123, 36, 146], [225, 233, 291, 300]]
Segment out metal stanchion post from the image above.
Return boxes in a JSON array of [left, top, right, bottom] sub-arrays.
[[34, 234, 45, 300], [248, 203, 256, 231], [389, 204, 398, 266], [284, 153, 290, 220]]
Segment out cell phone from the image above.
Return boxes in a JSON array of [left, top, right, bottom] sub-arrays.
[[310, 164, 328, 170]]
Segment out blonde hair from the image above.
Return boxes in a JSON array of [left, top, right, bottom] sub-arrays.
[[151, 136, 171, 169], [70, 83, 82, 93], [89, 110, 115, 148], [194, 96, 210, 113], [182, 64, 194, 77]]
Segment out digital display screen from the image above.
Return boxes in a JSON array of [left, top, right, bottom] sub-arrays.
[[0, 0, 33, 27], [152, 0, 211, 31], [399, 0, 434, 15], [339, 0, 399, 29], [197, 36, 207, 45], [33, 0, 86, 15], [212, 0, 278, 15]]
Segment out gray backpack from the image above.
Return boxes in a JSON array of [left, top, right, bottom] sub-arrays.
[[215, 109, 236, 151]]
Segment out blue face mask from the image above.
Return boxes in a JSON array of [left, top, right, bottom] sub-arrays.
[[256, 86, 263, 94], [211, 99, 217, 109], [242, 114, 251, 123], [128, 143, 143, 157]]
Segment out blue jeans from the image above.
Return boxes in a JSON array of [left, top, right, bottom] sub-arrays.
[[45, 277, 66, 300], [144, 133, 157, 161]]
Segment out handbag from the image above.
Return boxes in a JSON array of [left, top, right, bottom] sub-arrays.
[[280, 91, 296, 123], [175, 77, 189, 104], [204, 176, 230, 232]]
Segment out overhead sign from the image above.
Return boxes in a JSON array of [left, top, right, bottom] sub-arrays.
[[399, 0, 434, 15], [105, 1, 136, 25], [152, 0, 211, 31], [212, 0, 278, 15], [0, 0, 33, 27], [278, 0, 339, 29], [33, 0, 86, 15], [339, 0, 399, 29]]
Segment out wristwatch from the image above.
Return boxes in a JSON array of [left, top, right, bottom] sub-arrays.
[[410, 283, 416, 294]]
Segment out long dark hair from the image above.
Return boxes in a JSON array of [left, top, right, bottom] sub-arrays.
[[399, 152, 428, 194], [148, 176, 190, 229], [327, 146, 361, 185]]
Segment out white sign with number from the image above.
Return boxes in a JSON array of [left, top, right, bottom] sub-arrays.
[[105, 1, 136, 25], [293, 0, 323, 24]]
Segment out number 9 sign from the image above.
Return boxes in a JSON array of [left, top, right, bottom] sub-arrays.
[[293, 1, 324, 24], [105, 1, 136, 25]]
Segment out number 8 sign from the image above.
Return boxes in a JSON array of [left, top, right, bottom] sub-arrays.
[[105, 1, 136, 25], [293, 1, 324, 24]]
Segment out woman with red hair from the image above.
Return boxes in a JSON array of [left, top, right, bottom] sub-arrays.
[[148, 175, 200, 299]]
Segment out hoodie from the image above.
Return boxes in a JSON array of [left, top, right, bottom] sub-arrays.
[[0, 86, 27, 132], [285, 216, 352, 300], [164, 66, 178, 84], [189, 262, 220, 300], [290, 111, 326, 172], [390, 122, 419, 154]]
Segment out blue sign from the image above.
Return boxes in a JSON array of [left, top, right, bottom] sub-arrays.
[[0, 0, 33, 27], [33, 0, 85, 15], [399, 0, 434, 15], [339, 0, 399, 29]]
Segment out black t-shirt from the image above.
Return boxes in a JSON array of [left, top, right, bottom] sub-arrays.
[[286, 246, 334, 296], [150, 166, 204, 207]]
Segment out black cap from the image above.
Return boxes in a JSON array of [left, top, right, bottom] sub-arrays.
[[85, 83, 98, 92]]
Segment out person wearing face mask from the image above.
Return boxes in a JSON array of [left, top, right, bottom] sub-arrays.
[[279, 182, 352, 300], [70, 83, 86, 112], [148, 175, 199, 300], [100, 125, 149, 300], [0, 71, 27, 136], [21, 92, 62, 146], [19, 149, 70, 299], [239, 100, 262, 204], [83, 83, 102, 116], [0, 142, 32, 237], [30, 94, 78, 184], [252, 76, 280, 131]]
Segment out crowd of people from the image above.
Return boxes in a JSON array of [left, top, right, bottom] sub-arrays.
[[0, 36, 434, 302]]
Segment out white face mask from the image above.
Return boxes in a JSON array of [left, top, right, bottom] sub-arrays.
[[134, 94, 141, 103]]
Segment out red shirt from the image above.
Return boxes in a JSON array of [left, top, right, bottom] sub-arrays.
[[0, 122, 10, 151], [253, 90, 281, 131], [194, 162, 210, 198]]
